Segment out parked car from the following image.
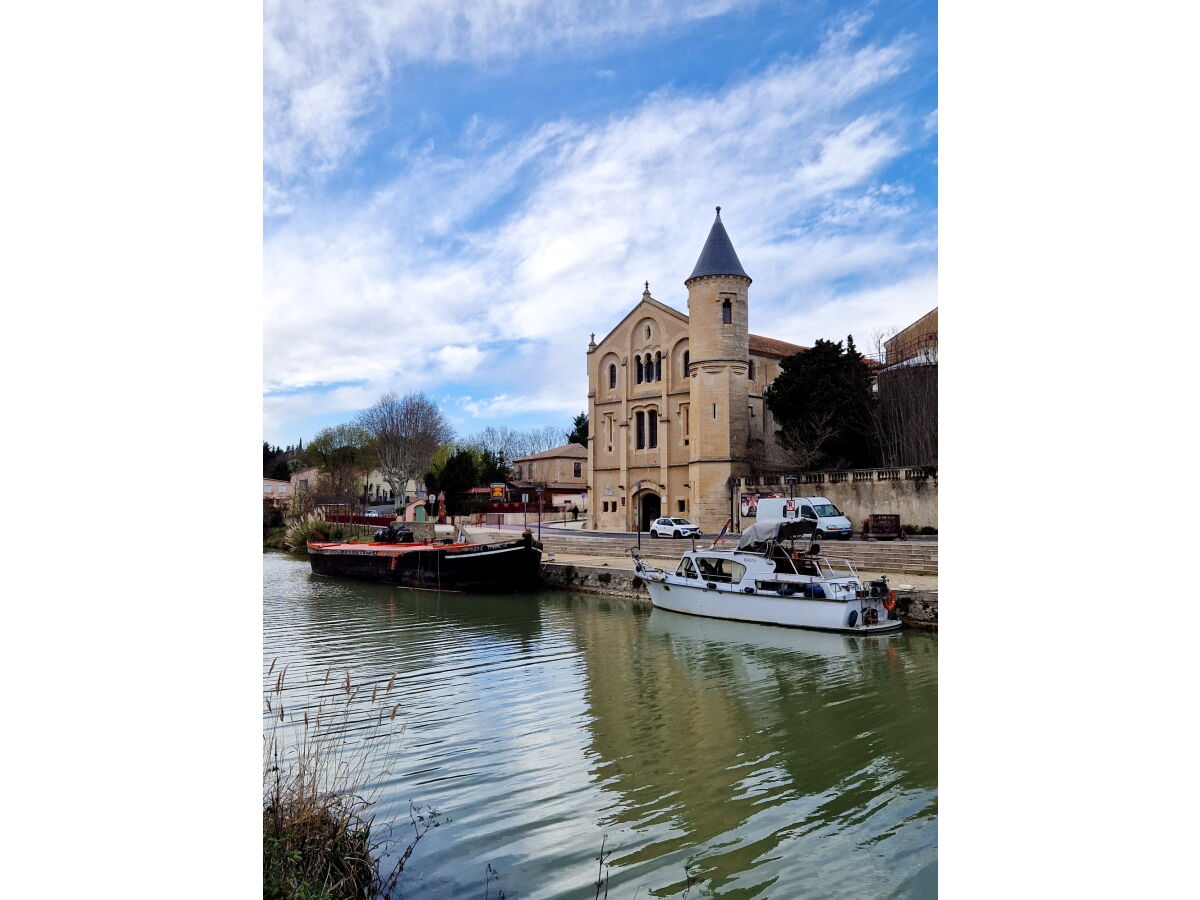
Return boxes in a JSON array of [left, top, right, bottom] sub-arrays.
[[649, 517, 702, 538], [753, 496, 854, 540]]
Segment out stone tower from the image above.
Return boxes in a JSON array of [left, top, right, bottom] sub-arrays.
[[685, 207, 752, 527]]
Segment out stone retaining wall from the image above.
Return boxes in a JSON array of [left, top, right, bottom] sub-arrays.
[[740, 473, 938, 530], [543, 563, 649, 602], [541, 562, 937, 629], [391, 521, 437, 542]]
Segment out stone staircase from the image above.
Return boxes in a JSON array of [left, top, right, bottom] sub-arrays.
[[528, 532, 938, 575]]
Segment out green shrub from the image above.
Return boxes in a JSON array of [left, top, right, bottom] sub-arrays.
[[918, 525, 938, 535]]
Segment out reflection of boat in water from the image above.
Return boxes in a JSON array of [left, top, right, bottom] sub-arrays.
[[307, 527, 541, 593], [645, 605, 899, 658], [633, 518, 902, 633]]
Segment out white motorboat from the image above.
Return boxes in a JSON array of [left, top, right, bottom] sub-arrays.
[[632, 518, 901, 634]]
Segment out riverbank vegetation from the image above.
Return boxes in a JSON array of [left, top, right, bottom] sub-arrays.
[[264, 661, 443, 899], [281, 510, 377, 551]]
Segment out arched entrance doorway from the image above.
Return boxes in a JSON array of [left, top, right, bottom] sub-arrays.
[[638, 492, 661, 532]]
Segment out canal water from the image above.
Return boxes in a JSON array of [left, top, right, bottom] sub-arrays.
[[264, 551, 937, 898]]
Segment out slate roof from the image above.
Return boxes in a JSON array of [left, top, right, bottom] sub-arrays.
[[748, 334, 806, 359], [512, 442, 588, 462], [687, 207, 750, 282]]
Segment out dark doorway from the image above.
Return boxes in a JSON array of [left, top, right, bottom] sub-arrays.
[[639, 492, 661, 532]]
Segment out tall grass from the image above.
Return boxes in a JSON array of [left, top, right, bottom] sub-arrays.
[[264, 661, 442, 899], [282, 508, 377, 552]]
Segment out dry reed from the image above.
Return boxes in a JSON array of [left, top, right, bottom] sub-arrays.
[[264, 666, 441, 899]]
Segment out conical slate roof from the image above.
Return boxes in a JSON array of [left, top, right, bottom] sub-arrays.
[[687, 206, 750, 282]]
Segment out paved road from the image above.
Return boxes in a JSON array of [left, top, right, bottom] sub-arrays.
[[468, 520, 937, 542]]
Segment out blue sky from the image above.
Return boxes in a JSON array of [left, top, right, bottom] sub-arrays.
[[263, 0, 937, 448]]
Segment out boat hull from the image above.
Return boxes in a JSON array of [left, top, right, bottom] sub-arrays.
[[307, 537, 542, 593], [644, 579, 901, 634]]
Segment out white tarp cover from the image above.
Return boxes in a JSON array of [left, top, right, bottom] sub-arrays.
[[736, 518, 815, 549]]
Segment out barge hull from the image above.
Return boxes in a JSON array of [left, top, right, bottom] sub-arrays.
[[307, 539, 542, 593]]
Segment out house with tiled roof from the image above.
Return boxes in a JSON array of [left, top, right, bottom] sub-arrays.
[[510, 442, 589, 512], [585, 207, 810, 533]]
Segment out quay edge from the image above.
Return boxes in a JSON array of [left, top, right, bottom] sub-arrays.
[[541, 562, 937, 630]]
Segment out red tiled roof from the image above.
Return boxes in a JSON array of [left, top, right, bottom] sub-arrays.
[[512, 443, 588, 462], [748, 334, 806, 359]]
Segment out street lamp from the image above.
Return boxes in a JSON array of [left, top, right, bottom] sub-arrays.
[[785, 474, 798, 515], [535, 486, 544, 541]]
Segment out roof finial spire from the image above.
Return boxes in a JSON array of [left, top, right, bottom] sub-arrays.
[[642, 280, 651, 300], [686, 206, 749, 283]]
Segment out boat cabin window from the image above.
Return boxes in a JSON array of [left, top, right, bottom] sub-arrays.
[[676, 558, 697, 578], [696, 557, 746, 584]]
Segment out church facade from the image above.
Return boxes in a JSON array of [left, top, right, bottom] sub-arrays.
[[585, 208, 804, 533]]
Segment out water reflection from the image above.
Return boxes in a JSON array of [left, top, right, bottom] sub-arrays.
[[264, 553, 936, 898], [559, 607, 937, 897]]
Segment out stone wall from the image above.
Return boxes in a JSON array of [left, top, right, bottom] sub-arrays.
[[739, 469, 937, 530], [543, 562, 649, 601], [392, 521, 436, 542], [894, 590, 938, 628]]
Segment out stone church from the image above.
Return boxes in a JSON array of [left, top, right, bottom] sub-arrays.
[[585, 208, 804, 533]]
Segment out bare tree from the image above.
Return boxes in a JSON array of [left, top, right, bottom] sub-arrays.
[[465, 424, 564, 464], [869, 327, 937, 467], [357, 392, 455, 504], [774, 408, 838, 470]]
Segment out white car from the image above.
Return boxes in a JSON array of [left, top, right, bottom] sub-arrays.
[[649, 517, 702, 538]]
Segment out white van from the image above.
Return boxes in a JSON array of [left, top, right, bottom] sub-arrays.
[[753, 496, 854, 540]]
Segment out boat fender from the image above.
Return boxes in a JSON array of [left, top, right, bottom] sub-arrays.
[[743, 586, 754, 594], [847, 609, 858, 628], [778, 584, 795, 596]]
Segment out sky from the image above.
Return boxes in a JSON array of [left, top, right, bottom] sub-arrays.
[[263, 0, 937, 448]]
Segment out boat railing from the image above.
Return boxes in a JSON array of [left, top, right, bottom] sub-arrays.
[[629, 549, 666, 576], [816, 556, 860, 581]]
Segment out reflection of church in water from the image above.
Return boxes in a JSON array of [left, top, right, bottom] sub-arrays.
[[586, 208, 804, 534], [561, 604, 937, 884]]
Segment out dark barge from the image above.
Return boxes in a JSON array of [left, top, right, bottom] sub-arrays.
[[306, 530, 542, 593]]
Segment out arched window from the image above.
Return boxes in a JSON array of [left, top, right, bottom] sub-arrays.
[[635, 356, 643, 383], [609, 364, 616, 389], [654, 351, 662, 382], [722, 299, 732, 324], [644, 354, 652, 383], [683, 350, 689, 377]]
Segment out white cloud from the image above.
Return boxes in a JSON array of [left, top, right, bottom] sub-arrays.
[[435, 345, 485, 376], [767, 269, 939, 352], [264, 27, 934, 434], [265, 0, 750, 194]]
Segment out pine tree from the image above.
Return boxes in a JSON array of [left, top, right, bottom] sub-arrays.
[[763, 338, 877, 469], [566, 412, 588, 446]]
